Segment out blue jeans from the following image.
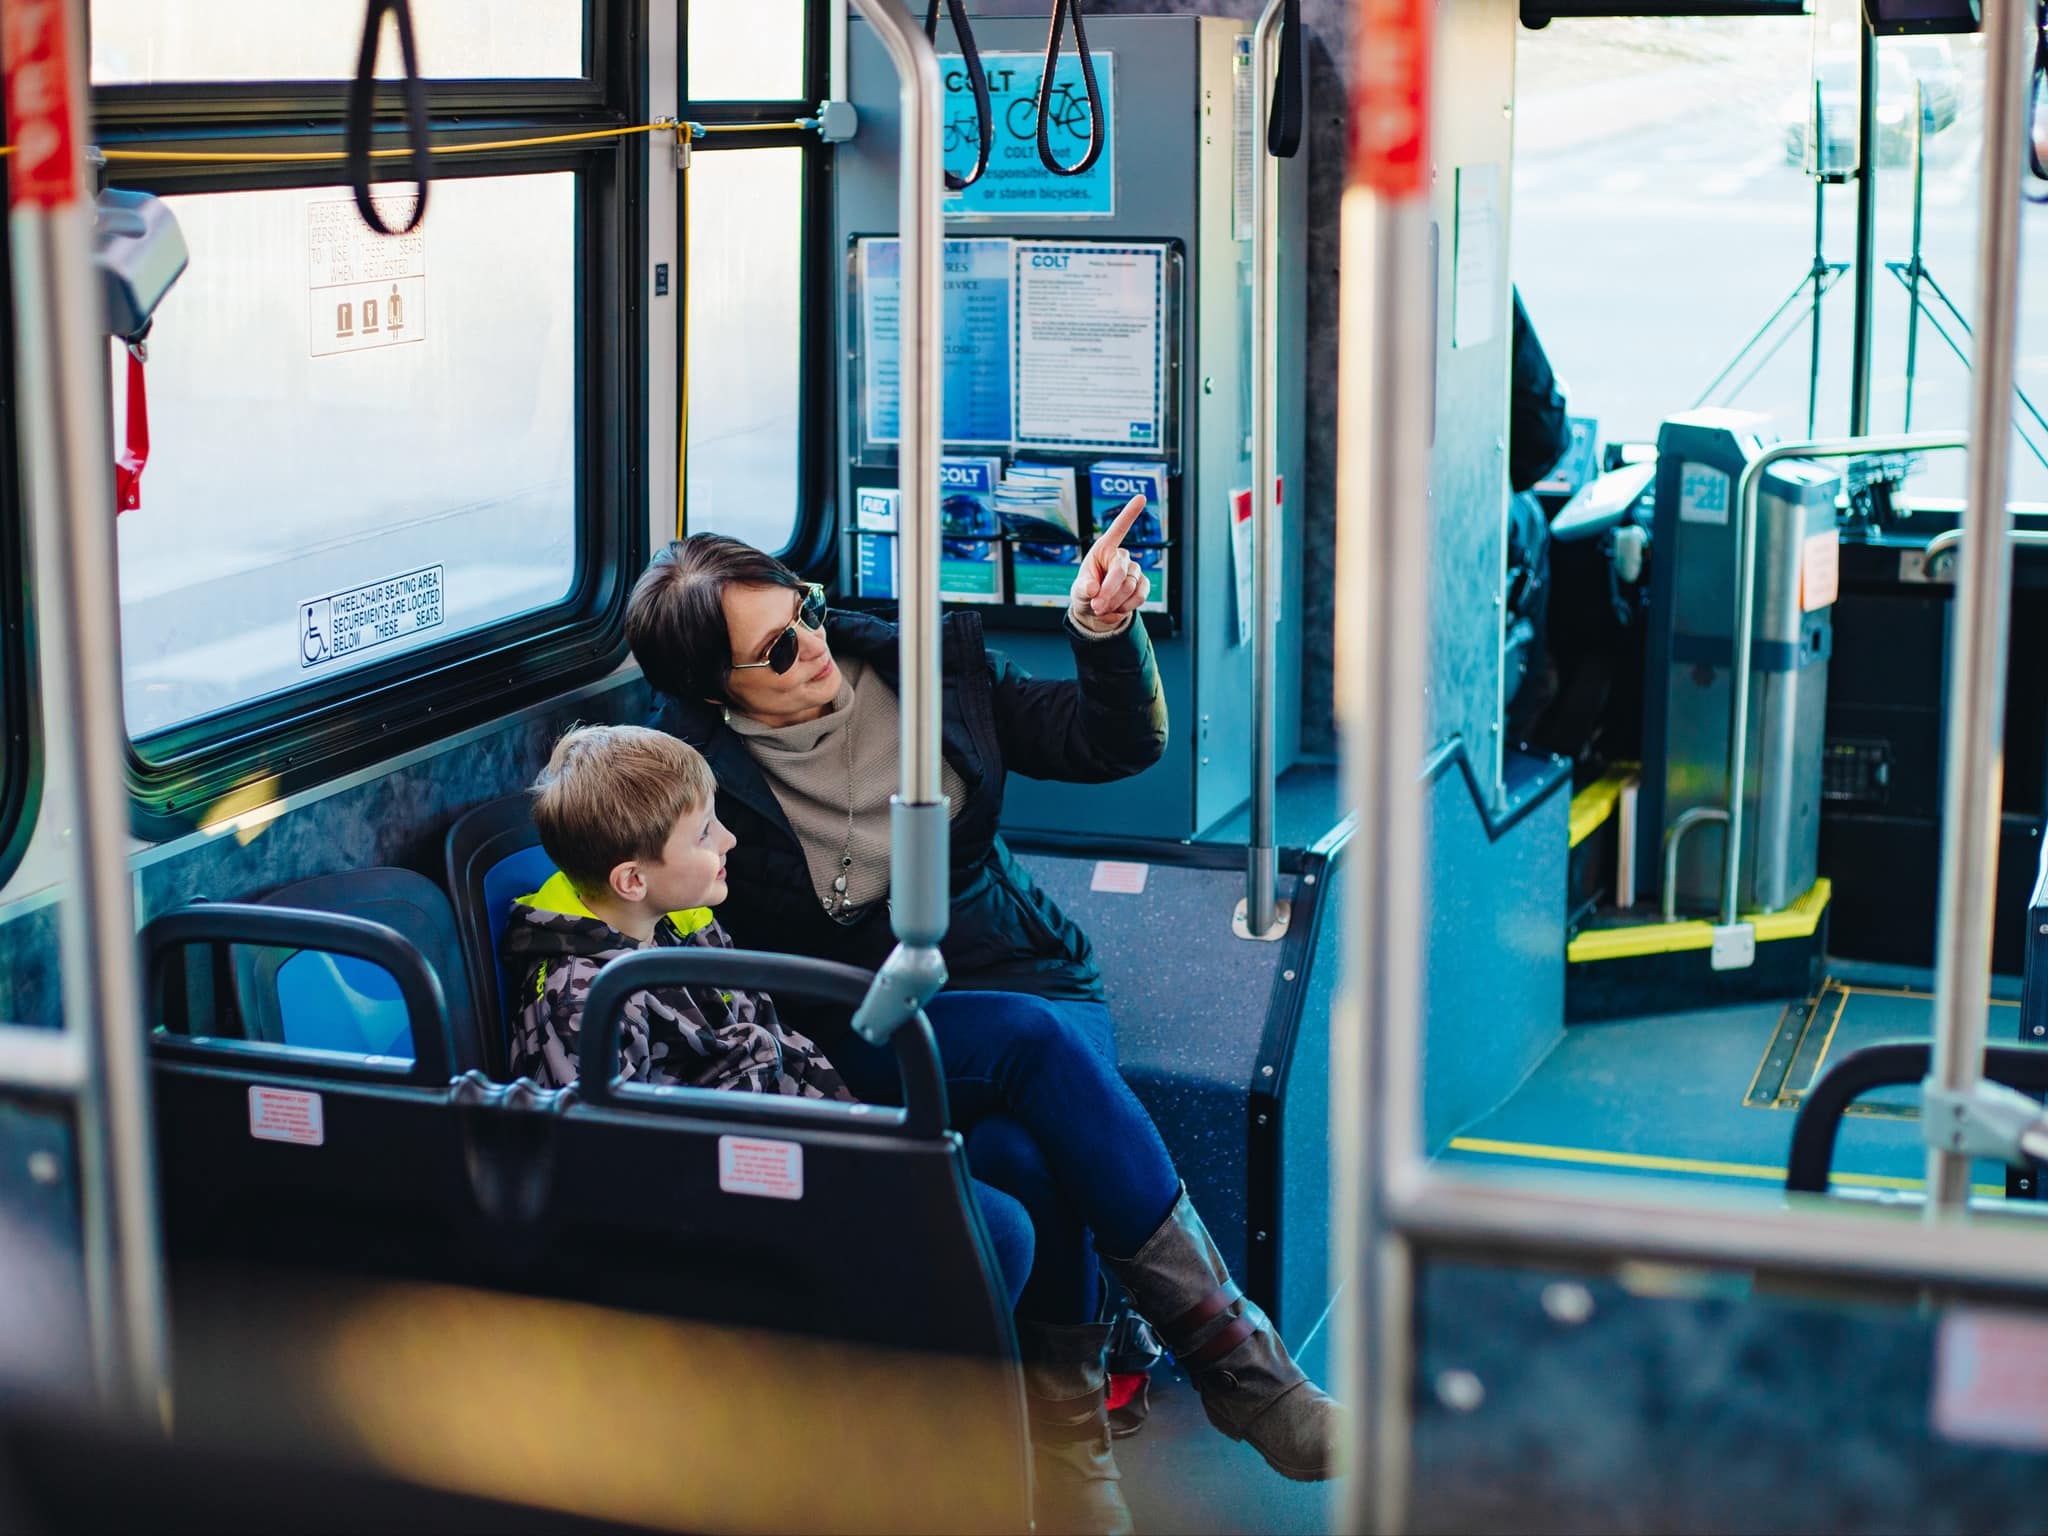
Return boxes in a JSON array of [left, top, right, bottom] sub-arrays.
[[971, 1180, 1035, 1309], [836, 991, 1181, 1323]]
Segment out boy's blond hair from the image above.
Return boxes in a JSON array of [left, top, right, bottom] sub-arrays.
[[530, 725, 716, 898]]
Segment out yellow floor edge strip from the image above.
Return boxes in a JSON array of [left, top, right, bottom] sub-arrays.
[[1446, 1135, 2003, 1196], [1567, 878, 1833, 963]]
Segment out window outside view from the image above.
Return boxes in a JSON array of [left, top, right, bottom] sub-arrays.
[[682, 147, 807, 555], [89, 0, 586, 82], [1514, 18, 2048, 507], [116, 175, 579, 738]]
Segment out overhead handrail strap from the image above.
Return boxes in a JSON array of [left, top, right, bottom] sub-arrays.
[[1037, 0, 1106, 176], [1267, 0, 1305, 159], [925, 0, 992, 190], [2029, 0, 2046, 200], [344, 0, 432, 236]]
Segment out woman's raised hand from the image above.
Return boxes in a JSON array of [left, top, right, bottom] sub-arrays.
[[1069, 494, 1152, 634]]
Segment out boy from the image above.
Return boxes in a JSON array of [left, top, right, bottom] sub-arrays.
[[504, 723, 850, 1099]]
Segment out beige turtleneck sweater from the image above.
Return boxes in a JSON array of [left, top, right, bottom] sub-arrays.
[[726, 656, 967, 916]]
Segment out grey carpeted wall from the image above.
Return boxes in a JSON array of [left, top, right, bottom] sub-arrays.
[[1082, 0, 1348, 758]]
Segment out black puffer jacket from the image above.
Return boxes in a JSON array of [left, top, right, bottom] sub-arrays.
[[649, 608, 1167, 1029]]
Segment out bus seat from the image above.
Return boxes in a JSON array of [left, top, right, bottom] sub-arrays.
[[228, 868, 483, 1076], [142, 926, 1032, 1533], [445, 792, 554, 1075]]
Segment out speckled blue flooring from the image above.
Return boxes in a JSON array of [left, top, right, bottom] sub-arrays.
[[1439, 971, 2021, 1199]]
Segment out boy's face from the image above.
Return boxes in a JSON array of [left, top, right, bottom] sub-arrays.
[[618, 801, 737, 912]]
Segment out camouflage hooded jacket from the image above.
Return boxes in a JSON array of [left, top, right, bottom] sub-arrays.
[[502, 872, 852, 1100]]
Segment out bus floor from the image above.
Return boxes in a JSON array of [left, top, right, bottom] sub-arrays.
[[1438, 961, 2028, 1200], [1119, 1317, 1343, 1535]]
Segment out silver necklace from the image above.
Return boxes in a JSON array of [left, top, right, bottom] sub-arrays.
[[828, 693, 856, 914]]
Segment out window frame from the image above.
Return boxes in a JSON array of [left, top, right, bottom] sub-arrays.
[[0, 195, 45, 889], [677, 0, 836, 574], [92, 0, 649, 836]]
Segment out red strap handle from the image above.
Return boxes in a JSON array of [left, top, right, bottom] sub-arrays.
[[115, 345, 148, 513]]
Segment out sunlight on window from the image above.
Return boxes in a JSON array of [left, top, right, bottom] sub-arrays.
[[90, 0, 584, 83]]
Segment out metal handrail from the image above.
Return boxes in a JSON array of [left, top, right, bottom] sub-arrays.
[[2, 0, 170, 1422], [1247, 0, 1285, 938], [1720, 431, 1968, 929], [849, 0, 952, 1046], [1921, 525, 2048, 569], [1927, 0, 2036, 1216]]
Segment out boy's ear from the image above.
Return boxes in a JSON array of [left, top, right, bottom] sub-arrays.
[[607, 859, 647, 904]]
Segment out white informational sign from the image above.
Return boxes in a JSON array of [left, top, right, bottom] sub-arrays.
[[860, 239, 901, 446], [1232, 35, 1255, 243], [1801, 527, 1841, 611], [299, 564, 445, 669], [1451, 165, 1501, 351], [1679, 465, 1732, 526], [309, 195, 427, 358], [719, 1135, 804, 1200], [1230, 475, 1284, 647], [248, 1085, 325, 1147], [1014, 245, 1167, 453]]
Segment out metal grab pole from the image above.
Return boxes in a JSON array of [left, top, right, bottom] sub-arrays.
[[848, 0, 951, 1045], [1927, 0, 2034, 1215], [2, 0, 169, 1420], [1246, 0, 1284, 939], [1720, 430, 1966, 929], [1333, 0, 1434, 1524]]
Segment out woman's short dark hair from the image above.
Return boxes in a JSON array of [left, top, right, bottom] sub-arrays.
[[626, 535, 806, 702]]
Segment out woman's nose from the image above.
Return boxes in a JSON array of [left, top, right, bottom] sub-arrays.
[[795, 624, 829, 663]]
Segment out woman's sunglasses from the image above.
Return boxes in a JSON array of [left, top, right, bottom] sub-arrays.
[[729, 582, 827, 676]]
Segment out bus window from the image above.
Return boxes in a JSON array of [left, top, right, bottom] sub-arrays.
[[89, 0, 587, 84], [1513, 17, 1854, 448], [687, 0, 808, 102], [1869, 31, 2048, 502], [115, 175, 579, 740], [683, 148, 806, 554]]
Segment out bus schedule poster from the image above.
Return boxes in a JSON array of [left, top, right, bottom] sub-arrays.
[[854, 237, 1179, 465]]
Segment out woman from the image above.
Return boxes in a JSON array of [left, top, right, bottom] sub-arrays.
[[626, 508, 1337, 1527]]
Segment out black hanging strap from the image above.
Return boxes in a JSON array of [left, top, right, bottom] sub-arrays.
[[1266, 0, 1305, 160], [344, 0, 432, 236], [927, 0, 993, 191], [1037, 0, 1106, 177], [2027, 0, 2046, 202]]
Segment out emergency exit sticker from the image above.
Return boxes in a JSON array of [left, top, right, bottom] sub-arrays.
[[1800, 528, 1841, 611], [1934, 1309, 2048, 1450], [719, 1135, 803, 1200], [248, 1085, 325, 1147], [308, 195, 427, 357]]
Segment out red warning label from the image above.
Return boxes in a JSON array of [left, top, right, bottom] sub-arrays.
[[2, 0, 80, 209], [719, 1135, 804, 1201], [1352, 0, 1432, 199], [248, 1085, 326, 1147]]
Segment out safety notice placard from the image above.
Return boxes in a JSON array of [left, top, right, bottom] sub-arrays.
[[300, 564, 445, 669], [860, 237, 1013, 447], [940, 51, 1114, 219], [719, 1135, 803, 1200], [1014, 245, 1166, 453], [309, 195, 427, 358]]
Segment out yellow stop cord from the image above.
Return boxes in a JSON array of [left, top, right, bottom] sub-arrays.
[[0, 116, 810, 164]]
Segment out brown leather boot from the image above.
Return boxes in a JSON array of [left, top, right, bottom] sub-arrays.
[[1103, 1186, 1342, 1482], [1017, 1320, 1134, 1536]]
